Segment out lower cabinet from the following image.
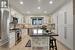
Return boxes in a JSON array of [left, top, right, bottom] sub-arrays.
[[9, 32, 15, 48]]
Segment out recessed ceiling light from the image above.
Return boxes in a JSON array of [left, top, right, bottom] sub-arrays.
[[27, 11, 30, 14], [49, 0, 53, 4], [20, 1, 23, 4], [37, 6, 40, 9], [44, 11, 47, 13], [38, 0, 40, 2]]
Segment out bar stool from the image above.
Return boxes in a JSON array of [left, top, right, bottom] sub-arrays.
[[49, 37, 57, 50]]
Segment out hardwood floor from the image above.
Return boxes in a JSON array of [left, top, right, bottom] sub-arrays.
[[0, 34, 70, 50], [57, 41, 70, 50], [0, 42, 10, 50]]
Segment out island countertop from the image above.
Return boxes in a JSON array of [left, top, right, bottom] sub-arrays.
[[27, 27, 59, 37], [29, 32, 58, 37]]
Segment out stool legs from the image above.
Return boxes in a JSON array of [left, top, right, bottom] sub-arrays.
[[54, 40, 57, 50], [49, 37, 57, 50]]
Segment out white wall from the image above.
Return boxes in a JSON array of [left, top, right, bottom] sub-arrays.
[[51, 1, 73, 50]]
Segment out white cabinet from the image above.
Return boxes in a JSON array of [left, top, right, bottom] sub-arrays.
[[51, 1, 73, 49], [9, 32, 15, 48]]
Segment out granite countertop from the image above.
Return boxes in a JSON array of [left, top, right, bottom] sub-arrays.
[[28, 27, 59, 37], [29, 32, 58, 37]]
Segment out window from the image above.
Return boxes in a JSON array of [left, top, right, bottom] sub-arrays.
[[33, 29, 43, 35], [32, 18, 37, 25], [38, 18, 42, 25], [32, 17, 43, 25]]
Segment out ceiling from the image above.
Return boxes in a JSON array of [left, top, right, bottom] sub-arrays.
[[9, 0, 71, 15]]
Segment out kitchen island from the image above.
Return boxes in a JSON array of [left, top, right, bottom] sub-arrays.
[[28, 28, 58, 50]]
